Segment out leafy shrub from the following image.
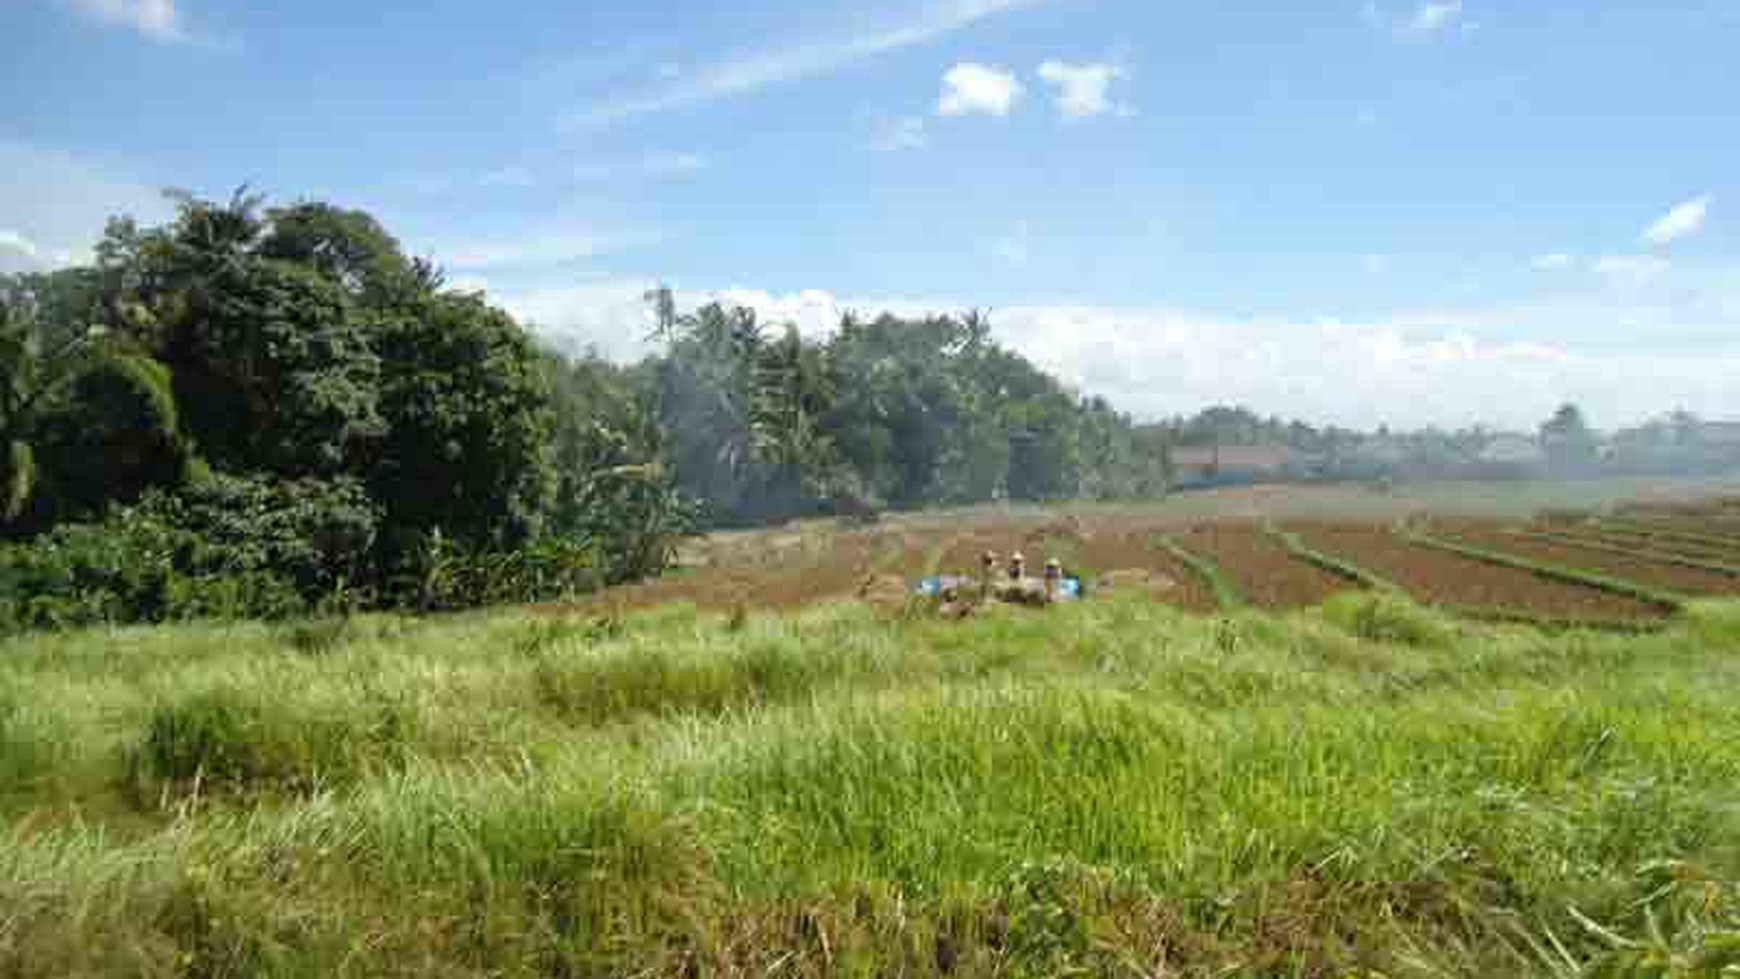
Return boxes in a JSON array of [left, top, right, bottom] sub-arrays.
[[0, 505, 305, 635], [139, 471, 381, 599]]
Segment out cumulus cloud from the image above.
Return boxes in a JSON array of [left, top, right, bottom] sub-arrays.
[[1643, 195, 1712, 247], [558, 0, 1053, 130], [937, 63, 1024, 117], [1036, 60, 1132, 119]]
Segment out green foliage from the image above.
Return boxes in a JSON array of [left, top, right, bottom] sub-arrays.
[[0, 473, 377, 633], [398, 529, 605, 611], [371, 291, 555, 549], [170, 255, 385, 477], [31, 350, 192, 520], [5, 599, 1740, 973], [135, 684, 413, 794], [0, 439, 32, 523], [143, 472, 381, 600], [1322, 591, 1455, 646]]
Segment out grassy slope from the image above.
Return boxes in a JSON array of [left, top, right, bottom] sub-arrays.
[[5, 597, 1740, 977]]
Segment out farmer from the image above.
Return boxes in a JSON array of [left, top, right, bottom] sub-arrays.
[[980, 550, 999, 601], [1008, 552, 1027, 583], [1043, 558, 1062, 602]]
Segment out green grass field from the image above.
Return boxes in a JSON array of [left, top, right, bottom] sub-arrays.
[[6, 585, 1740, 977]]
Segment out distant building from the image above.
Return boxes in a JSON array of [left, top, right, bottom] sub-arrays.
[[1477, 433, 1546, 466], [1170, 444, 1320, 486]]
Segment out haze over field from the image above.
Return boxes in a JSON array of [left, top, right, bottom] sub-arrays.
[[4, 0, 1737, 428]]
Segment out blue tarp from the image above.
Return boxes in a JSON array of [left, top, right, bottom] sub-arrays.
[[917, 576, 1081, 598]]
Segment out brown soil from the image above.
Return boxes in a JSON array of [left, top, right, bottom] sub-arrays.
[[1290, 523, 1667, 621], [1434, 522, 1740, 597], [1174, 522, 1363, 608]]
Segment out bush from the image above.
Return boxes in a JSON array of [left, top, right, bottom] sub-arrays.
[[0, 501, 308, 634], [139, 472, 381, 599]]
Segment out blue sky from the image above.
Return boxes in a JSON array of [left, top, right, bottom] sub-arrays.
[[3, 0, 1738, 429]]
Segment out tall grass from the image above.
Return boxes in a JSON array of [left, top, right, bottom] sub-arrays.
[[3, 595, 1740, 976]]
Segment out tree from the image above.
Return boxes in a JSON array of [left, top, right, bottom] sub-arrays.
[[31, 349, 194, 522], [168, 257, 384, 477], [371, 291, 555, 550], [1541, 403, 1597, 471]]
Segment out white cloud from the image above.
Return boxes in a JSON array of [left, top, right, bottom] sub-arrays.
[[1400, 1, 1464, 37], [1531, 253, 1574, 271], [869, 114, 928, 152], [1643, 195, 1712, 247], [57, 0, 225, 47], [1361, 254, 1392, 275], [937, 62, 1024, 117], [61, 0, 180, 41], [642, 151, 708, 176], [557, 0, 1051, 130], [1036, 60, 1132, 119], [477, 166, 536, 189]]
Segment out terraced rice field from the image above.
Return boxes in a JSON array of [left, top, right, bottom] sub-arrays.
[[1433, 520, 1740, 598], [571, 489, 1740, 623], [1290, 522, 1668, 622], [1173, 521, 1361, 607]]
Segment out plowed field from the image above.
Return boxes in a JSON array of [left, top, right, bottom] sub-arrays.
[[1173, 522, 1361, 607], [1434, 522, 1740, 598], [1291, 523, 1667, 621]]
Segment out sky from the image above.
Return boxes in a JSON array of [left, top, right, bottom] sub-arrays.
[[3, 0, 1738, 431]]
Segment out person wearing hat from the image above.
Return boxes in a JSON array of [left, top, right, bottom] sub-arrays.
[[1043, 558, 1062, 602], [979, 550, 999, 602], [1008, 552, 1027, 583]]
